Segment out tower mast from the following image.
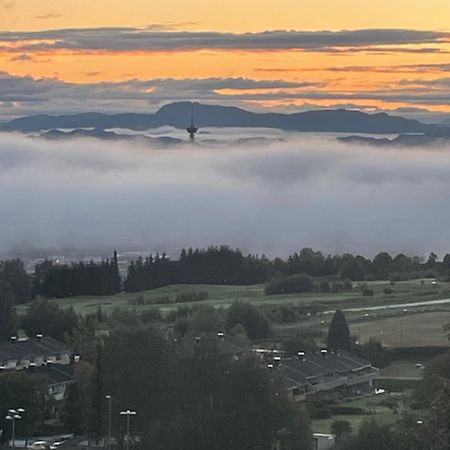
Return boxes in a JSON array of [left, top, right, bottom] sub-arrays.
[[186, 102, 198, 141]]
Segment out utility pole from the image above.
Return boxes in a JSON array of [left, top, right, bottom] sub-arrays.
[[105, 395, 112, 450], [400, 318, 403, 345]]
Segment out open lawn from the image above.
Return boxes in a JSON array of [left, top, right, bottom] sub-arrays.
[[311, 392, 413, 434], [17, 279, 450, 328], [378, 359, 427, 379], [349, 311, 450, 347]]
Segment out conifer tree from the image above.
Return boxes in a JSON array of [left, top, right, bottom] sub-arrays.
[[327, 309, 352, 352]]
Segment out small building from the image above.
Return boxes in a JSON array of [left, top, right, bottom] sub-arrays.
[[313, 433, 335, 450]]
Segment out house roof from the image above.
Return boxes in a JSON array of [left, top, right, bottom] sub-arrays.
[[276, 350, 374, 388], [0, 337, 71, 363], [27, 364, 75, 386]]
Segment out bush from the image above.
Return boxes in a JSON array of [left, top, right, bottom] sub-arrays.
[[363, 288, 374, 296], [265, 274, 313, 295], [331, 282, 344, 293], [331, 419, 352, 438], [175, 291, 209, 303], [378, 398, 399, 410], [140, 309, 162, 323], [329, 406, 369, 415], [313, 408, 332, 419], [383, 288, 393, 295], [226, 301, 272, 339], [129, 295, 172, 306], [319, 280, 330, 292], [279, 305, 299, 323], [153, 296, 172, 304], [343, 279, 353, 290]]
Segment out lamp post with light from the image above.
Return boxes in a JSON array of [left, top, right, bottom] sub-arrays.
[[105, 395, 112, 450], [120, 410, 136, 450], [5, 408, 24, 448]]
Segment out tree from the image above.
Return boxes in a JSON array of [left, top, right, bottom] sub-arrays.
[[0, 260, 31, 304], [372, 252, 393, 280], [153, 346, 301, 450], [21, 298, 78, 341], [99, 327, 172, 433], [225, 301, 272, 339], [443, 254, 450, 272], [334, 420, 396, 450], [0, 280, 17, 341], [340, 258, 365, 281], [0, 372, 52, 443], [265, 274, 313, 295], [357, 338, 389, 368], [331, 420, 352, 440], [277, 406, 312, 450], [327, 310, 351, 352], [189, 306, 223, 336], [61, 361, 98, 434], [282, 331, 318, 355]]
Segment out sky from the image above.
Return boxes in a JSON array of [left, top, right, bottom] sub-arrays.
[[2, 131, 450, 259], [2, 0, 450, 120]]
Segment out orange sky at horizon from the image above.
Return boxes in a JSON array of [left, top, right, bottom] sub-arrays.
[[3, 0, 450, 32], [2, 0, 450, 114]]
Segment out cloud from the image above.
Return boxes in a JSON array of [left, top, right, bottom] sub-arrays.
[[83, 71, 101, 77], [1, 132, 450, 258], [4, 71, 450, 121], [34, 10, 62, 20], [255, 63, 450, 74], [0, 0, 15, 10], [1, 27, 449, 53], [0, 72, 327, 118], [9, 53, 33, 62]]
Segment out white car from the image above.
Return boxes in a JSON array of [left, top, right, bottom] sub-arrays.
[[28, 441, 49, 450]]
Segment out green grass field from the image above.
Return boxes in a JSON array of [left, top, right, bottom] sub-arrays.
[[378, 359, 427, 379], [311, 392, 412, 434], [349, 311, 450, 347], [18, 278, 450, 316], [16, 279, 450, 348]]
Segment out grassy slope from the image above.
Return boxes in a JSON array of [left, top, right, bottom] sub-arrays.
[[16, 279, 450, 346]]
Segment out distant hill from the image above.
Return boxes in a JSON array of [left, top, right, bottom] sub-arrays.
[[339, 128, 450, 147], [39, 128, 184, 146], [1, 102, 444, 134]]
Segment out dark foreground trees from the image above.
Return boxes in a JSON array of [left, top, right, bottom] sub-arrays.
[[21, 298, 79, 341], [92, 327, 311, 450], [0, 372, 52, 444]]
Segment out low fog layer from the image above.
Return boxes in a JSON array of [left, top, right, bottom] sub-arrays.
[[1, 130, 449, 258]]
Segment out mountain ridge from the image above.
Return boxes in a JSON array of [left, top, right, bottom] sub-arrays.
[[1, 102, 445, 134]]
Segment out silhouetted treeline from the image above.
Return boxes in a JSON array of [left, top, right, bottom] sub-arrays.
[[0, 247, 449, 305], [125, 247, 450, 293], [33, 251, 121, 298], [124, 246, 271, 292]]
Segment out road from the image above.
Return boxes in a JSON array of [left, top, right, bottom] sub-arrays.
[[324, 297, 450, 314]]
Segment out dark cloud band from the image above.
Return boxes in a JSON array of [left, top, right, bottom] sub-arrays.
[[1, 27, 449, 52]]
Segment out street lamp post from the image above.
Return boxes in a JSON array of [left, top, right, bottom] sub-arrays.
[[5, 408, 24, 448], [105, 395, 112, 450], [119, 410, 136, 450]]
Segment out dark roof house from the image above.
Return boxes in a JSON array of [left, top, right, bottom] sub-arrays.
[[273, 349, 378, 401]]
